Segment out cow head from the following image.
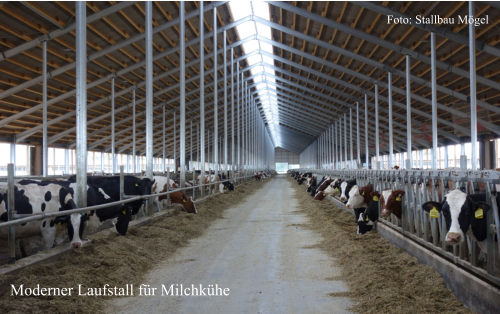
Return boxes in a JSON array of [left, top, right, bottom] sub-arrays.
[[323, 179, 341, 196], [380, 189, 405, 219], [57, 188, 83, 248], [422, 190, 490, 245], [340, 181, 353, 202], [222, 181, 234, 191], [346, 184, 373, 209], [138, 178, 155, 195], [357, 212, 375, 235]]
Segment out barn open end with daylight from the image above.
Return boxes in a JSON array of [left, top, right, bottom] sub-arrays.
[[0, 1, 500, 313]]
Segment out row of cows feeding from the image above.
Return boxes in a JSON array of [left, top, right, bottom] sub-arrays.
[[289, 171, 497, 258], [0, 170, 274, 260]]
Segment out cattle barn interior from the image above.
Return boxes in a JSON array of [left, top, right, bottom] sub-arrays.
[[1, 1, 500, 314]]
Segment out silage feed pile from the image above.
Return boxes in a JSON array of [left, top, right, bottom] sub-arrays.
[[0, 179, 265, 314], [287, 176, 472, 314]]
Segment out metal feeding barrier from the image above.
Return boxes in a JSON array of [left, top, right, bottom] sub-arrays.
[[0, 163, 257, 264], [295, 168, 500, 287]]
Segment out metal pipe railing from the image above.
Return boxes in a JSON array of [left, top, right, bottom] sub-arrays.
[[293, 168, 500, 282]]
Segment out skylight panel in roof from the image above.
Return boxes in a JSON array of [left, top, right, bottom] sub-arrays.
[[228, 1, 279, 145]]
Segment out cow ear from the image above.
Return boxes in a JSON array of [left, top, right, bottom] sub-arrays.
[[395, 189, 405, 196], [370, 191, 380, 197], [422, 201, 442, 213], [474, 202, 491, 213]]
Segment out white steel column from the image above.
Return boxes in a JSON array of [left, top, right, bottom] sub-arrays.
[[365, 94, 369, 169], [132, 89, 136, 173], [375, 84, 380, 169], [213, 7, 218, 184], [199, 1, 205, 195], [75, 1, 87, 207], [356, 102, 360, 168], [145, 1, 153, 179], [231, 47, 235, 176], [111, 77, 115, 173], [431, 31, 438, 170], [223, 30, 228, 173], [469, 2, 478, 171], [162, 106, 166, 172], [388, 72, 393, 169], [349, 108, 354, 169], [42, 40, 48, 177], [406, 55, 412, 170], [180, 1, 186, 187]]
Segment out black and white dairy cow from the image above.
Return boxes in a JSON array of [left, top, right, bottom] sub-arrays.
[[0, 182, 83, 249], [357, 191, 380, 235], [339, 179, 357, 202], [69, 175, 154, 217], [422, 189, 493, 246], [18, 180, 129, 236]]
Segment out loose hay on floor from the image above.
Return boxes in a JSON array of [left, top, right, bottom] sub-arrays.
[[0, 179, 266, 314], [287, 176, 473, 314]]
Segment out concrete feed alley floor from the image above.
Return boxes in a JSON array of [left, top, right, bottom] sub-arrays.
[[107, 175, 352, 314]]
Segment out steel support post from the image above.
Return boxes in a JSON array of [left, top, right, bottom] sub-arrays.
[[64, 149, 69, 175], [132, 89, 136, 173], [365, 94, 369, 169], [75, 1, 87, 208], [375, 85, 380, 169], [349, 108, 354, 169], [334, 121, 337, 169], [356, 102, 360, 168], [180, 1, 186, 188], [388, 72, 393, 169], [111, 77, 115, 173], [469, 2, 478, 171], [7, 164, 15, 263], [223, 30, 228, 173], [162, 106, 166, 172], [237, 65, 240, 180], [406, 55, 412, 170], [199, 2, 205, 196], [339, 118, 342, 168], [431, 31, 438, 170], [174, 112, 177, 171], [42, 40, 48, 177], [444, 145, 449, 168], [344, 114, 348, 168], [213, 7, 218, 187], [190, 121, 193, 171], [145, 1, 153, 181], [231, 47, 235, 178]]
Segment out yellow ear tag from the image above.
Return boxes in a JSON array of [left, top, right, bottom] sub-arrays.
[[396, 195, 402, 202], [334, 187, 339, 191], [323, 193, 326, 196], [135, 183, 139, 187], [122, 209, 127, 215], [362, 191, 365, 196], [430, 207, 439, 218], [373, 196, 379, 202], [57, 222, 62, 228], [475, 208, 483, 219], [365, 216, 369, 222], [183, 199, 186, 203]]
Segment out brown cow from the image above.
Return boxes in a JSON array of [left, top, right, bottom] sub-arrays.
[[345, 184, 374, 210], [380, 189, 405, 219], [159, 190, 197, 214]]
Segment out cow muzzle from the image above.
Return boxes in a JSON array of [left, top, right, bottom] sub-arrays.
[[340, 196, 347, 202], [345, 203, 352, 209], [446, 232, 462, 244], [381, 209, 390, 217], [72, 242, 82, 248]]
